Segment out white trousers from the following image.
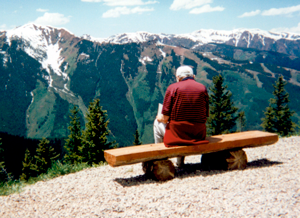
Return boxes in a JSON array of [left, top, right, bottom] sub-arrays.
[[153, 119, 167, 144], [153, 119, 185, 167]]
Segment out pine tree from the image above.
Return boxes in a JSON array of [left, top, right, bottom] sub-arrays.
[[133, 129, 142, 145], [0, 139, 4, 180], [261, 76, 295, 136], [0, 138, 9, 182], [237, 111, 246, 132], [64, 106, 83, 164], [20, 148, 35, 181], [32, 138, 59, 175], [81, 99, 112, 165], [207, 74, 238, 135]]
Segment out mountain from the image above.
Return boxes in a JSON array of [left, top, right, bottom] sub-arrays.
[[0, 24, 300, 146], [90, 28, 300, 57]]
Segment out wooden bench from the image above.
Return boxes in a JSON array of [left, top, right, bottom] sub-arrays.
[[104, 131, 278, 181]]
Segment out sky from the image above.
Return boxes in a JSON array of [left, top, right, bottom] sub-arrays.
[[2, 0, 300, 38]]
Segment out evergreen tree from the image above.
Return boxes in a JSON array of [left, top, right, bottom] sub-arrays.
[[261, 76, 295, 136], [237, 111, 246, 132], [133, 129, 142, 145], [207, 74, 238, 135], [81, 99, 112, 165], [32, 138, 59, 175], [20, 148, 35, 181], [0, 139, 4, 179], [64, 106, 83, 164], [0, 138, 9, 182]]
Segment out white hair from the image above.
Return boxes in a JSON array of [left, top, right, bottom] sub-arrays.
[[176, 66, 194, 79]]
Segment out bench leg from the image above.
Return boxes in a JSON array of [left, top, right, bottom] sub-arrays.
[[142, 159, 175, 181], [201, 149, 248, 171], [176, 156, 185, 167]]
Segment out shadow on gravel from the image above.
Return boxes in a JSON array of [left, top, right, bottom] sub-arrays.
[[114, 158, 283, 187], [114, 163, 225, 187], [114, 175, 153, 187], [247, 158, 283, 169]]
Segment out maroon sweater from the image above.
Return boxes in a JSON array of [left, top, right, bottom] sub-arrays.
[[162, 78, 209, 147]]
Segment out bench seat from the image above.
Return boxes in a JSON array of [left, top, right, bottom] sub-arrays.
[[104, 131, 278, 167]]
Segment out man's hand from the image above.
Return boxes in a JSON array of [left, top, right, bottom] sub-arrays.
[[156, 114, 169, 124]]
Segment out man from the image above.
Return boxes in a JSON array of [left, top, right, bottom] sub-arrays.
[[154, 65, 209, 166]]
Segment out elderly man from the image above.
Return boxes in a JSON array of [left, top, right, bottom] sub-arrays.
[[154, 65, 209, 166]]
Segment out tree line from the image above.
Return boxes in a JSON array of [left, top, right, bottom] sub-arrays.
[[0, 73, 296, 184]]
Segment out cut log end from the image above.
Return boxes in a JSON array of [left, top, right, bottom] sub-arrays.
[[201, 149, 247, 171], [142, 159, 175, 181], [227, 149, 248, 170]]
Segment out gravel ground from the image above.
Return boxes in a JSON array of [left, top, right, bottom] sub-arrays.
[[0, 136, 299, 217]]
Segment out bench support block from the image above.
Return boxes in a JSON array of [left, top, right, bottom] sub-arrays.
[[201, 149, 248, 170], [142, 159, 175, 181]]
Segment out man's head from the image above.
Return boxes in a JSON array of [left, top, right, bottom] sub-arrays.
[[176, 66, 194, 82]]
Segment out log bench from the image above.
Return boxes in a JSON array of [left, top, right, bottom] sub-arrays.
[[104, 131, 278, 181]]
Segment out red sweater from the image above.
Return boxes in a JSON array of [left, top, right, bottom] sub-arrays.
[[162, 78, 209, 147]]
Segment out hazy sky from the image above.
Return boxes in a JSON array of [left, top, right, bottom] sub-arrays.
[[2, 0, 300, 38]]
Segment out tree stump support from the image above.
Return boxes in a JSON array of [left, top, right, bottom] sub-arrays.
[[142, 159, 175, 181], [201, 148, 248, 170]]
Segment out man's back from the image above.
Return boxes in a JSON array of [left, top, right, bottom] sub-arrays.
[[154, 66, 209, 147], [162, 78, 209, 123]]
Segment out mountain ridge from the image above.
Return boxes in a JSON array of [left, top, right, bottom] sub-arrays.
[[4, 23, 300, 48], [2, 23, 300, 64], [78, 26, 300, 43]]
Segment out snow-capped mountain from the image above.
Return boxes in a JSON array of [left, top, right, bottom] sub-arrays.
[[3, 23, 300, 62], [89, 28, 300, 55], [3, 24, 80, 93], [4, 23, 300, 61], [94, 28, 300, 44]]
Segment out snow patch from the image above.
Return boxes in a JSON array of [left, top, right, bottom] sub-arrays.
[[79, 52, 90, 58], [139, 56, 153, 65], [247, 33, 251, 48], [41, 43, 64, 76], [64, 63, 68, 72], [0, 50, 9, 66], [159, 48, 166, 58], [262, 36, 265, 46], [30, 91, 34, 104], [156, 41, 166, 46], [64, 83, 70, 92]]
